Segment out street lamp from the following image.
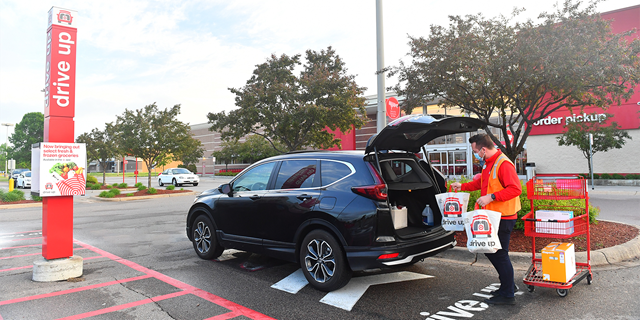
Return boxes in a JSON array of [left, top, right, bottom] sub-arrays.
[[1, 123, 14, 177]]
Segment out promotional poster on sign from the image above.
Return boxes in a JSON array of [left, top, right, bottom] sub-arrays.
[[31, 143, 86, 197]]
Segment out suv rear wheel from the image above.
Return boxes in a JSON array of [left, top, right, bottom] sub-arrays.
[[300, 230, 351, 292], [192, 214, 224, 260]]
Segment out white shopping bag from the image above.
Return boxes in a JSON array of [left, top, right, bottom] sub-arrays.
[[435, 186, 469, 231], [462, 204, 502, 254]]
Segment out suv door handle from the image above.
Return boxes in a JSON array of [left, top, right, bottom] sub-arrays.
[[250, 195, 261, 200], [297, 194, 312, 201]]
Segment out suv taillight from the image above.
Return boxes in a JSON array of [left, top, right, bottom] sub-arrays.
[[351, 163, 388, 201]]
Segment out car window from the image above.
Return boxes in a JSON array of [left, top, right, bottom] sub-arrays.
[[26, 172, 31, 177], [274, 160, 316, 189], [390, 160, 412, 176], [173, 168, 190, 174], [232, 162, 275, 191], [321, 161, 352, 186]]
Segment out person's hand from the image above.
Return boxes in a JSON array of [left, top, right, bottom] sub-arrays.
[[450, 182, 462, 192], [476, 194, 494, 207]]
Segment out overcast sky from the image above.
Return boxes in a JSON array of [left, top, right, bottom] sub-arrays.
[[0, 0, 635, 145]]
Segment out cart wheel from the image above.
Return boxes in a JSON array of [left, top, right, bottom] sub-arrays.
[[587, 274, 592, 285], [556, 289, 568, 297], [527, 285, 535, 293]]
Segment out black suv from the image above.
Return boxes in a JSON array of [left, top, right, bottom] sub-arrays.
[[186, 115, 483, 291]]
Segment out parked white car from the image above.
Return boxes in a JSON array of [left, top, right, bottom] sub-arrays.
[[17, 171, 32, 189], [158, 168, 199, 187]]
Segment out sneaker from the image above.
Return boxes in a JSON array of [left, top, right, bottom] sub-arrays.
[[484, 295, 516, 305], [489, 284, 519, 295]]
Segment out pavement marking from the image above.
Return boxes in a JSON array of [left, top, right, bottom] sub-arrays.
[[271, 269, 433, 311], [320, 271, 433, 311], [271, 269, 308, 294]]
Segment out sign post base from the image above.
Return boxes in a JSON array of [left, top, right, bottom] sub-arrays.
[[32, 255, 83, 282]]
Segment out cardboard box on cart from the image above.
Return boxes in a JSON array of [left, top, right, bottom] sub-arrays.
[[541, 242, 576, 283]]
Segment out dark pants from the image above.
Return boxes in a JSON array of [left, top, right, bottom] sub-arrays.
[[484, 218, 516, 298]]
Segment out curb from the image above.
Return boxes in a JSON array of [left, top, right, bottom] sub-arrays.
[[92, 191, 197, 202], [435, 222, 640, 268], [589, 190, 640, 196], [0, 202, 43, 210]]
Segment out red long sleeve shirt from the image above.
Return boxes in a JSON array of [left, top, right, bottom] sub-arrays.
[[461, 150, 522, 220]]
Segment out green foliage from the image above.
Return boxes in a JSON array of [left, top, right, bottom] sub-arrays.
[[215, 172, 239, 176], [214, 135, 284, 169], [612, 174, 624, 179], [112, 183, 119, 187], [126, 193, 134, 197], [109, 188, 121, 195], [31, 194, 43, 202], [600, 173, 612, 179], [118, 183, 128, 188], [557, 113, 632, 174], [76, 124, 122, 186], [98, 191, 115, 198], [8, 112, 44, 167], [208, 47, 367, 153], [137, 184, 147, 191], [135, 182, 144, 188], [0, 189, 26, 202], [173, 137, 205, 167], [391, 2, 640, 162], [86, 175, 98, 184], [626, 174, 640, 179], [180, 188, 184, 191], [86, 182, 94, 189], [593, 173, 600, 179], [147, 187, 157, 194], [166, 185, 175, 190], [91, 184, 102, 190], [113, 103, 195, 189]]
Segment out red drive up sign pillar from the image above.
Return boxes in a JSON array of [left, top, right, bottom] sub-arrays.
[[43, 7, 77, 260]]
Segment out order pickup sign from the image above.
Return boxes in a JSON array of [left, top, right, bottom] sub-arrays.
[[32, 142, 87, 197]]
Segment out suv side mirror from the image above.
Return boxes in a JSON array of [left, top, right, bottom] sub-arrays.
[[218, 183, 232, 196]]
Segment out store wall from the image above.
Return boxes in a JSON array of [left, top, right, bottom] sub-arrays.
[[527, 129, 640, 175]]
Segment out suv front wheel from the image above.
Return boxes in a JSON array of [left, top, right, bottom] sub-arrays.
[[300, 230, 351, 292], [192, 214, 224, 260]]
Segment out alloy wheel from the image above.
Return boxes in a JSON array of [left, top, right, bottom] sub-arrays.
[[304, 239, 336, 283], [194, 221, 211, 254]]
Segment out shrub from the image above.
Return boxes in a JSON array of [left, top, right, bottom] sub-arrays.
[[137, 184, 147, 191], [91, 184, 102, 190], [626, 174, 639, 180], [578, 174, 588, 179], [126, 193, 134, 197], [600, 173, 611, 179], [215, 172, 238, 176], [166, 185, 175, 190], [109, 188, 121, 195], [31, 194, 43, 202], [118, 183, 128, 188], [135, 182, 144, 188], [180, 188, 184, 191], [86, 175, 98, 184], [612, 174, 624, 179], [86, 182, 94, 188], [592, 173, 600, 179], [147, 187, 157, 194], [98, 191, 114, 198], [1, 190, 26, 202]]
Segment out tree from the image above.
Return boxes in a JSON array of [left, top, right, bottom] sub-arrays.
[[208, 46, 367, 152], [236, 135, 284, 163], [113, 103, 193, 188], [76, 124, 120, 186], [212, 139, 240, 172], [8, 112, 44, 168], [556, 113, 631, 174], [173, 135, 205, 168], [391, 0, 640, 161]]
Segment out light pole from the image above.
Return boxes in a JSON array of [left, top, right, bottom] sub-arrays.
[[1, 123, 14, 177]]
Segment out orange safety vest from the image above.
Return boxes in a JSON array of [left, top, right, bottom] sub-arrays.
[[484, 153, 521, 218]]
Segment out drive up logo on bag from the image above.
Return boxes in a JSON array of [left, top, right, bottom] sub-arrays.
[[462, 208, 502, 254], [471, 215, 491, 238], [444, 197, 463, 217]]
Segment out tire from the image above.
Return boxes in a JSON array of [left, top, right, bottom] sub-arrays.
[[587, 274, 592, 285], [193, 183, 198, 186], [300, 230, 351, 292], [527, 285, 535, 293], [158, 179, 164, 186], [556, 288, 568, 297], [191, 214, 224, 260], [172, 179, 180, 187]]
